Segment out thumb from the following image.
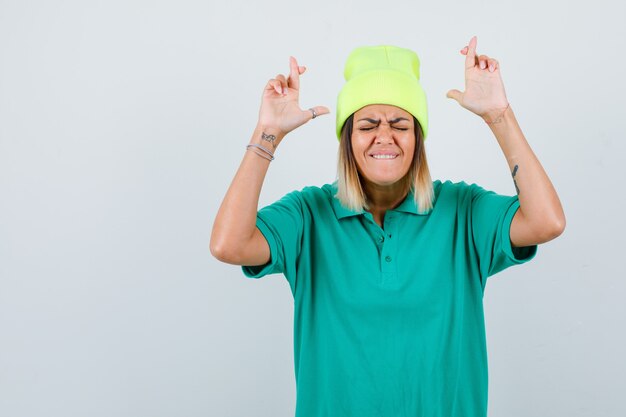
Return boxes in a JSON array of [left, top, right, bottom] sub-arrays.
[[306, 105, 331, 120], [446, 89, 462, 103]]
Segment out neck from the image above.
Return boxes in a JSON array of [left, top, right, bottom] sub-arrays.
[[363, 176, 411, 213]]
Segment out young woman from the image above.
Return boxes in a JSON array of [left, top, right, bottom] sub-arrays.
[[211, 36, 565, 417]]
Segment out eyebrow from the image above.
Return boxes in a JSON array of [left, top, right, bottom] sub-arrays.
[[357, 117, 410, 124]]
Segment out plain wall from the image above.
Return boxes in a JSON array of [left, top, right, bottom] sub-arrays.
[[1, 0, 624, 416]]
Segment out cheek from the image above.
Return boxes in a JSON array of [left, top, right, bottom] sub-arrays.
[[354, 153, 368, 173], [403, 138, 416, 158], [406, 147, 415, 162], [351, 138, 368, 158], [400, 147, 415, 171]]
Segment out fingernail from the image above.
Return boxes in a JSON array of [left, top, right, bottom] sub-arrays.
[[489, 65, 494, 72], [480, 61, 486, 69], [283, 87, 288, 95]]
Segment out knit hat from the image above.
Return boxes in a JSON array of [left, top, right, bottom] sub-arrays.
[[336, 45, 428, 141]]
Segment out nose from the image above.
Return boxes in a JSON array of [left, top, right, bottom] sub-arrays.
[[374, 124, 394, 144]]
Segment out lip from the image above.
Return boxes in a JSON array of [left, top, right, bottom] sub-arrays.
[[369, 148, 399, 156], [369, 153, 399, 159]]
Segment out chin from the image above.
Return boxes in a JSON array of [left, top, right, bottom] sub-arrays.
[[358, 164, 411, 186]]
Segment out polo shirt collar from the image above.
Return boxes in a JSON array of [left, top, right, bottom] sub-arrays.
[[330, 181, 433, 219]]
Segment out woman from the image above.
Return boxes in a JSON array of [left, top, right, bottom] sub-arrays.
[[211, 36, 565, 417]]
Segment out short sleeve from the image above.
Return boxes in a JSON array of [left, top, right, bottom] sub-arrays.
[[241, 190, 304, 289], [470, 185, 537, 281]]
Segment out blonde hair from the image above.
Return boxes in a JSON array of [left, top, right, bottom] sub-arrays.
[[335, 113, 434, 213]]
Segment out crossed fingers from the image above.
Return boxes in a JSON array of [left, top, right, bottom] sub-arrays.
[[269, 57, 306, 95], [461, 36, 499, 73]]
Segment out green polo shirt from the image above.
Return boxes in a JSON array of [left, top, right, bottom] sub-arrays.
[[242, 179, 537, 417]]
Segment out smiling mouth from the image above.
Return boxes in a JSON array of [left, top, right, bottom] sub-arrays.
[[370, 154, 399, 160]]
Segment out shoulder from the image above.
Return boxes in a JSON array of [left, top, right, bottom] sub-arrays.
[[300, 183, 338, 209], [270, 182, 336, 210], [286, 182, 334, 199], [433, 178, 483, 196], [433, 180, 497, 212]]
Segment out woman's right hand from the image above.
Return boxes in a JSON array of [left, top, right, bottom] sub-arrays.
[[257, 56, 330, 139]]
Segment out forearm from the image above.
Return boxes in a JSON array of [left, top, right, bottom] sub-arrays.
[[210, 124, 284, 257], [484, 105, 566, 236]]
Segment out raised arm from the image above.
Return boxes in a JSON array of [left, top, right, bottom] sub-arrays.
[[210, 56, 329, 265], [446, 36, 566, 248]]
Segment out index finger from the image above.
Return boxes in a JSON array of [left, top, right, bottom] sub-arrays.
[[288, 56, 300, 90], [465, 36, 477, 69]]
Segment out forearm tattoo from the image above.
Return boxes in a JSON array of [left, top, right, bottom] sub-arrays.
[[261, 132, 277, 149], [512, 164, 520, 195]]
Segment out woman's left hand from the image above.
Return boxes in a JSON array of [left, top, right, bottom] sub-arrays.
[[446, 36, 509, 122]]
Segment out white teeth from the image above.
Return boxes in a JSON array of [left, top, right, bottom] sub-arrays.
[[372, 154, 397, 159]]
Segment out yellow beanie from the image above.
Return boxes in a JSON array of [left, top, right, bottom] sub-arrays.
[[336, 45, 428, 141]]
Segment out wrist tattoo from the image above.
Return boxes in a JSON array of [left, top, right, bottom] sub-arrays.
[[261, 132, 277, 149], [512, 164, 520, 195], [484, 103, 510, 125]]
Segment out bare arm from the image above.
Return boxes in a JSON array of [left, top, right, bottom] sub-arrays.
[[447, 36, 565, 248], [210, 125, 283, 265], [210, 56, 330, 265], [483, 105, 565, 247]]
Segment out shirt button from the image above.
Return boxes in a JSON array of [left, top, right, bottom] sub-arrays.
[[378, 236, 385, 243], [385, 255, 392, 262]]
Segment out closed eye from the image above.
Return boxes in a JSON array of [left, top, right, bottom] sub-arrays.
[[359, 127, 408, 131]]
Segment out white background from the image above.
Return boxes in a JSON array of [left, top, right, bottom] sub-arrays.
[[1, 0, 624, 416]]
